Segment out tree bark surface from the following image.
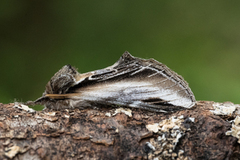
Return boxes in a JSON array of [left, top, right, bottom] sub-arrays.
[[0, 101, 239, 160]]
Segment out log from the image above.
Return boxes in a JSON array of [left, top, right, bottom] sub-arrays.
[[0, 101, 240, 160]]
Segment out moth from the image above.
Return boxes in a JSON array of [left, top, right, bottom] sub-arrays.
[[33, 52, 196, 112]]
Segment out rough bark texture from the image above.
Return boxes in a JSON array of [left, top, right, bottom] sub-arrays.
[[0, 101, 240, 160]]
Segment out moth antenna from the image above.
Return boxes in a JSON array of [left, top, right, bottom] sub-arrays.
[[45, 93, 80, 99]]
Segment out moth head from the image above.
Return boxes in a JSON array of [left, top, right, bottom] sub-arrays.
[[45, 65, 80, 94]]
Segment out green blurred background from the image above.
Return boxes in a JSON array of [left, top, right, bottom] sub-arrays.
[[1, 1, 240, 109]]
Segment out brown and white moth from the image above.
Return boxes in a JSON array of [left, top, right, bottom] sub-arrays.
[[33, 52, 196, 112]]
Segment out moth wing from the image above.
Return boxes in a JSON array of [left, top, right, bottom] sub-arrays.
[[72, 66, 195, 112]]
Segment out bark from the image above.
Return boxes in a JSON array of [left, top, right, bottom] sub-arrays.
[[0, 101, 240, 160]]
